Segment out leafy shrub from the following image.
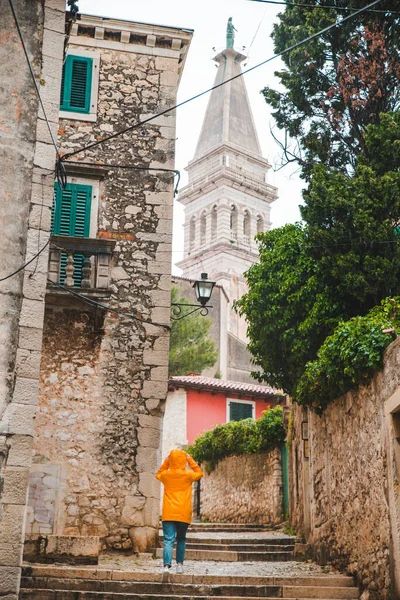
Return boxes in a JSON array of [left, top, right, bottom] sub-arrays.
[[296, 297, 400, 413], [188, 406, 285, 471]]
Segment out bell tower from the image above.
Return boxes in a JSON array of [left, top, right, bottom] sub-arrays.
[[176, 20, 278, 377]]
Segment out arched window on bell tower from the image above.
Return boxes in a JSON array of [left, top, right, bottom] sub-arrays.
[[256, 214, 264, 234], [230, 205, 237, 241], [211, 205, 217, 241], [200, 211, 206, 246], [190, 216, 196, 250], [243, 209, 250, 245]]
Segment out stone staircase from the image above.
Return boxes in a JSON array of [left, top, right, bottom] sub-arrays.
[[155, 522, 296, 562], [20, 522, 360, 599]]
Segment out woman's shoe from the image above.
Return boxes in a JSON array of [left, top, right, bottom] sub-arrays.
[[176, 563, 183, 574]]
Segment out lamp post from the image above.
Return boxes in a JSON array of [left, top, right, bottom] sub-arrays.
[[171, 273, 216, 321]]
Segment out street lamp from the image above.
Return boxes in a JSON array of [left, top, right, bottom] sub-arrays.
[[193, 273, 216, 307], [171, 272, 216, 321]]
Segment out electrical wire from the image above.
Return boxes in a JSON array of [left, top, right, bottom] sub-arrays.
[[64, 161, 181, 196], [248, 0, 399, 13], [61, 0, 383, 161], [2, 228, 400, 286], [163, 237, 400, 254], [47, 279, 171, 330], [0, 239, 50, 283], [7, 0, 61, 162], [247, 6, 269, 55]]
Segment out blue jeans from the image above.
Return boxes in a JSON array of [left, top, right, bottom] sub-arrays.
[[162, 521, 189, 566]]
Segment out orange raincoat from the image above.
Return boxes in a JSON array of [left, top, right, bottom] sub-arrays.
[[156, 449, 203, 524]]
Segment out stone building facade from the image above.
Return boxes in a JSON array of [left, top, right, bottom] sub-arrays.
[[25, 14, 193, 553], [0, 1, 66, 597], [290, 339, 400, 600]]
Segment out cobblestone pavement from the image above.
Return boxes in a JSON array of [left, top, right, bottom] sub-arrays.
[[99, 554, 339, 578], [98, 527, 339, 578]]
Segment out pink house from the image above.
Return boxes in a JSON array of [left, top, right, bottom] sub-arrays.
[[162, 375, 284, 458]]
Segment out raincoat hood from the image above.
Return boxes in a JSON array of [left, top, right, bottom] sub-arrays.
[[169, 449, 187, 470]]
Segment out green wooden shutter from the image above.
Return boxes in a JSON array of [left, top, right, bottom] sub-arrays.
[[229, 401, 253, 421], [60, 55, 93, 114], [52, 183, 92, 287], [52, 184, 92, 237]]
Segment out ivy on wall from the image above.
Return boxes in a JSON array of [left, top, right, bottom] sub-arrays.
[[188, 406, 286, 471], [296, 297, 400, 413]]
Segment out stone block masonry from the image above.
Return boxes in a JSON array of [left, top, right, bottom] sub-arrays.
[[200, 451, 284, 525], [29, 16, 193, 555], [291, 337, 400, 600], [0, 0, 65, 597]]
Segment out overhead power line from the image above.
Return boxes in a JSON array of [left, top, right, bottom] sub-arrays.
[[248, 0, 399, 13], [47, 279, 171, 330], [62, 0, 383, 162], [0, 239, 50, 283], [65, 161, 181, 195]]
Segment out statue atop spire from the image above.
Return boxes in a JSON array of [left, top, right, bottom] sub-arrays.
[[226, 17, 237, 49]]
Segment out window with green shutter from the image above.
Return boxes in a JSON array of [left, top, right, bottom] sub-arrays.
[[60, 55, 93, 113], [51, 183, 92, 286], [229, 401, 254, 421]]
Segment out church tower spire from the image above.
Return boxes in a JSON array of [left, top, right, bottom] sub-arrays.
[[176, 20, 278, 380], [193, 41, 261, 160]]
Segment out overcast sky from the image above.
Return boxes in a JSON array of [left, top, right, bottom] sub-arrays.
[[77, 0, 304, 272]]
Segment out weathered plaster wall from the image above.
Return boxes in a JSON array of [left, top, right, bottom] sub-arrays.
[[30, 23, 192, 553], [162, 387, 188, 460], [0, 1, 64, 597], [200, 450, 283, 525], [291, 339, 400, 600]]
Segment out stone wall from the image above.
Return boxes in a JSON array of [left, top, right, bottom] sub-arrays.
[[291, 339, 400, 600], [200, 450, 283, 524], [29, 17, 192, 553], [0, 1, 65, 597]]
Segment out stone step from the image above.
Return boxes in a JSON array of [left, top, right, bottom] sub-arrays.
[[154, 547, 294, 561], [20, 566, 357, 587], [160, 535, 296, 546], [190, 523, 274, 532], [20, 566, 359, 600], [21, 593, 359, 600], [184, 543, 295, 552], [282, 587, 359, 599], [190, 522, 270, 529], [21, 578, 280, 596], [20, 592, 358, 600]]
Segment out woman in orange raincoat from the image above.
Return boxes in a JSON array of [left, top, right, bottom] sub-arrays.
[[156, 449, 203, 574]]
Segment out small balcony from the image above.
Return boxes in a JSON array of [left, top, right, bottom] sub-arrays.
[[47, 235, 116, 299]]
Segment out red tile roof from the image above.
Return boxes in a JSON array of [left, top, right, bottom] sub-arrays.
[[168, 375, 283, 399]]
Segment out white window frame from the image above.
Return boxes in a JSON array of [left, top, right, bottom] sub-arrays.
[[226, 398, 256, 422], [65, 174, 100, 238], [59, 49, 100, 122]]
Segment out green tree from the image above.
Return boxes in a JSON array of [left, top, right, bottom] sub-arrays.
[[236, 223, 340, 396], [302, 113, 400, 316], [237, 115, 400, 403], [264, 1, 400, 179], [169, 286, 218, 377]]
